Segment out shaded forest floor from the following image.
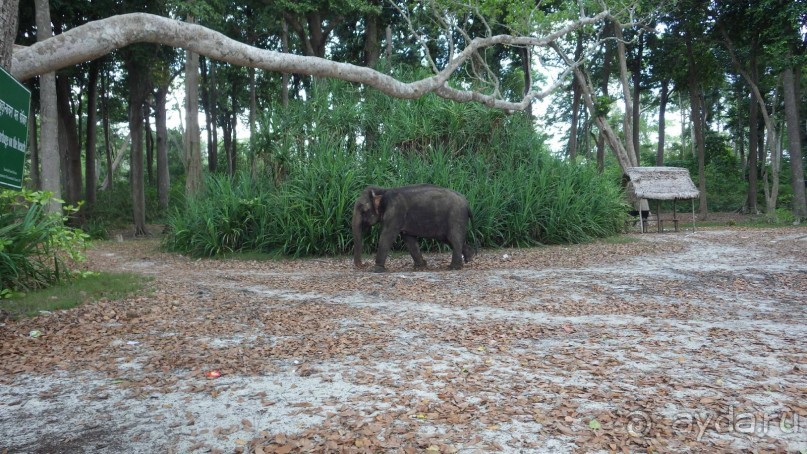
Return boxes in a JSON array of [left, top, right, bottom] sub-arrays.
[[2, 224, 807, 453]]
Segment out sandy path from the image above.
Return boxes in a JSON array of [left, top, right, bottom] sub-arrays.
[[1, 228, 806, 453]]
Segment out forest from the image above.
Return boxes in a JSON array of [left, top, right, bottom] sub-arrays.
[[0, 0, 806, 292]]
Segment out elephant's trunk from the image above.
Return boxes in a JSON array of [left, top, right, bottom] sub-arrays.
[[352, 208, 365, 267]]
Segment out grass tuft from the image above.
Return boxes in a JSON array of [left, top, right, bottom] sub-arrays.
[[2, 272, 148, 319], [163, 75, 628, 258]]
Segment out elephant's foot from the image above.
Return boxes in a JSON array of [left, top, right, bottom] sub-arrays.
[[449, 262, 463, 271], [372, 265, 387, 273], [413, 261, 427, 271]]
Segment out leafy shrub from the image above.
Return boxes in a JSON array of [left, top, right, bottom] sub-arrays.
[[0, 190, 90, 296], [772, 207, 796, 224]]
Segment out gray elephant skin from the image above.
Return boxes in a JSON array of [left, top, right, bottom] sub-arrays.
[[352, 184, 475, 272]]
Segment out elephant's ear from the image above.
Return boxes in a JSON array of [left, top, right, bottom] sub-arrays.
[[368, 186, 386, 215], [372, 192, 383, 215]]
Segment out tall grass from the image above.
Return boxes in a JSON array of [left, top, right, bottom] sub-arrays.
[[164, 75, 626, 258]]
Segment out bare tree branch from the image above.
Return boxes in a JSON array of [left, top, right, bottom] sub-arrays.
[[550, 41, 634, 172], [388, 1, 440, 73], [12, 11, 609, 111]]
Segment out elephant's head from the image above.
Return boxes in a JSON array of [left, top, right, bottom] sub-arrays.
[[352, 186, 385, 267]]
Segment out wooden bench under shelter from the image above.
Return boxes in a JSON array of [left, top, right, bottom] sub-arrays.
[[624, 167, 700, 233]]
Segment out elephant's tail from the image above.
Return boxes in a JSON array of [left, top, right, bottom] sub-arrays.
[[468, 207, 481, 253]]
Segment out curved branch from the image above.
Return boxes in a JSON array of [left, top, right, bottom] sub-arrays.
[[12, 12, 608, 110]]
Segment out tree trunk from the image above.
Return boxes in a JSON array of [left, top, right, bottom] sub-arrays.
[[567, 31, 583, 160], [747, 87, 759, 213], [736, 83, 745, 169], [686, 34, 707, 220], [364, 6, 381, 68], [690, 88, 708, 220], [208, 59, 218, 173], [125, 56, 149, 236], [612, 20, 638, 167], [556, 42, 634, 173], [285, 10, 340, 59], [632, 33, 643, 160], [184, 15, 203, 195], [35, 0, 61, 213], [0, 0, 18, 70], [723, 29, 782, 218], [722, 30, 765, 214], [102, 67, 113, 191], [362, 9, 384, 151], [222, 108, 233, 175], [85, 59, 99, 206], [99, 134, 131, 191], [56, 74, 83, 206], [596, 24, 614, 172], [281, 19, 290, 107], [230, 96, 237, 175], [201, 57, 212, 173], [762, 121, 782, 220], [554, 39, 636, 174], [145, 106, 154, 186], [583, 106, 591, 161], [678, 92, 686, 160], [520, 46, 533, 119], [783, 61, 806, 221], [155, 83, 169, 210], [656, 79, 669, 166], [385, 25, 392, 68], [57, 103, 69, 195], [27, 86, 40, 189], [248, 66, 257, 178]]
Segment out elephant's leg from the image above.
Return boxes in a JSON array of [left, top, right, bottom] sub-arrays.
[[462, 243, 475, 263], [374, 227, 398, 272], [403, 235, 427, 270], [448, 234, 464, 270]]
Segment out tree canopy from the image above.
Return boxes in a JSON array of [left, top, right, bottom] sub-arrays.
[[2, 0, 806, 236]]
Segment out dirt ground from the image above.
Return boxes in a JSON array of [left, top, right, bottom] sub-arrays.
[[1, 224, 806, 453]]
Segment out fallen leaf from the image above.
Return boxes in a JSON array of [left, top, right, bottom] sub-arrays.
[[562, 324, 574, 333]]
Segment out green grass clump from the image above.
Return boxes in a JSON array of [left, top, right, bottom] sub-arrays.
[[163, 76, 627, 258], [2, 272, 147, 319]]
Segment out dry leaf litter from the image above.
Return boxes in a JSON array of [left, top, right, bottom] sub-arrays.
[[1, 228, 806, 453]]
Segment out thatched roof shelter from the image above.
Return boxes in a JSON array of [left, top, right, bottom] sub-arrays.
[[625, 167, 699, 201], [624, 167, 699, 233]]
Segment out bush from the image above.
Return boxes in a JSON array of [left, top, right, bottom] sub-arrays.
[[163, 173, 275, 257], [0, 190, 90, 296], [163, 79, 627, 258], [164, 148, 625, 258]]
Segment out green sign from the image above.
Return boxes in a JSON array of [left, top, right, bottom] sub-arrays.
[[0, 66, 31, 190]]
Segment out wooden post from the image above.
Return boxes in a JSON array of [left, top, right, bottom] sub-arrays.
[[657, 199, 662, 233], [639, 199, 645, 234], [673, 198, 678, 232]]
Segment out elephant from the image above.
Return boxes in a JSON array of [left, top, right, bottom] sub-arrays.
[[352, 184, 475, 272]]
